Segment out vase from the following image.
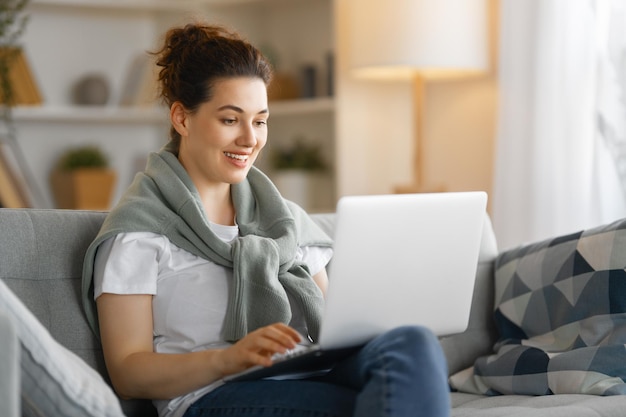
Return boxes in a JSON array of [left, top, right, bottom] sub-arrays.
[[272, 170, 327, 211], [50, 168, 116, 210]]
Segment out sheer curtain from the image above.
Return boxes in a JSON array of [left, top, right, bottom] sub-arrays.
[[492, 0, 626, 250]]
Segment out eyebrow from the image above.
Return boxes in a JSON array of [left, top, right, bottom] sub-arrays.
[[217, 104, 269, 115]]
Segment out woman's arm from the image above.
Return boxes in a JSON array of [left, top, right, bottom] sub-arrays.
[[97, 293, 301, 400], [312, 268, 329, 297]]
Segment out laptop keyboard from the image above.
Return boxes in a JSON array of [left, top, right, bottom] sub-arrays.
[[271, 345, 314, 363]]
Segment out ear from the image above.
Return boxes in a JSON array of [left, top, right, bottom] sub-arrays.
[[170, 102, 189, 137]]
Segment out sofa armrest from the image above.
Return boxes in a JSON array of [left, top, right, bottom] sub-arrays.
[[310, 213, 336, 239], [439, 259, 497, 375], [0, 310, 20, 417], [440, 214, 499, 375]]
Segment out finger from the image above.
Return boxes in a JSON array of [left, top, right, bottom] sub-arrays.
[[218, 346, 272, 375], [247, 329, 296, 355], [270, 323, 303, 343], [223, 325, 303, 373], [260, 323, 302, 349]]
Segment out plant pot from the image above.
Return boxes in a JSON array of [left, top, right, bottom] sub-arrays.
[[50, 168, 116, 210], [272, 170, 328, 211]]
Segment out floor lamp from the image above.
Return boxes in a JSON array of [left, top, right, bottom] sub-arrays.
[[348, 0, 488, 193]]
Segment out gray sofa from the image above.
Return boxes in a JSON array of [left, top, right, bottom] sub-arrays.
[[1, 208, 625, 417]]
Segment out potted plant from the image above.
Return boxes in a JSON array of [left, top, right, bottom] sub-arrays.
[[261, 43, 299, 101], [270, 137, 328, 210], [0, 1, 43, 208], [50, 145, 116, 210], [271, 137, 326, 172], [1, 0, 30, 118]]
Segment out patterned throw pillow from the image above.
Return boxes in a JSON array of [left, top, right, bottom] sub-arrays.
[[0, 279, 125, 417], [450, 218, 626, 396]]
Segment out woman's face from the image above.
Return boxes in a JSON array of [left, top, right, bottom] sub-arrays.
[[177, 77, 269, 188]]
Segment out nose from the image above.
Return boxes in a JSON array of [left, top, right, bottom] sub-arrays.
[[237, 123, 257, 148]]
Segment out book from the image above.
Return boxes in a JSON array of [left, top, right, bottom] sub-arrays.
[[119, 53, 159, 107], [0, 141, 33, 208], [0, 47, 43, 106]]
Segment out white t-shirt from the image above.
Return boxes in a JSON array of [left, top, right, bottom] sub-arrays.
[[93, 222, 333, 417]]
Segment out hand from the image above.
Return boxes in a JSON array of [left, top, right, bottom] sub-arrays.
[[215, 323, 302, 377]]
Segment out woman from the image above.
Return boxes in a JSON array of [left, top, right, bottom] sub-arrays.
[[82, 22, 451, 417]]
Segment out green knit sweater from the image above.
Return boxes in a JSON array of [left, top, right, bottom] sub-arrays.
[[81, 145, 332, 342]]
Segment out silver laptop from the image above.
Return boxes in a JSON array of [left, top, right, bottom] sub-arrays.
[[225, 191, 487, 382]]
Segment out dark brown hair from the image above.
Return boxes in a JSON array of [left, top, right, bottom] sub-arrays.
[[151, 22, 273, 144]]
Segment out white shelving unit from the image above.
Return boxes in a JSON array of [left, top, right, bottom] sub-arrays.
[[12, 106, 167, 124], [31, 0, 260, 10], [16, 0, 335, 211], [12, 97, 333, 123]]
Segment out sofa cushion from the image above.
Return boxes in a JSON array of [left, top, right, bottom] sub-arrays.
[[450, 218, 626, 395], [450, 392, 626, 417], [0, 310, 19, 417], [440, 214, 499, 375], [0, 209, 157, 416]]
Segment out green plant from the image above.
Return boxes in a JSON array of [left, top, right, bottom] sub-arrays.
[[57, 146, 109, 171], [0, 2, 40, 207], [271, 138, 326, 171], [259, 43, 280, 70], [0, 0, 29, 112]]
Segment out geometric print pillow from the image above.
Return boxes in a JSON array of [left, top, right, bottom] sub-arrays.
[[450, 218, 626, 396]]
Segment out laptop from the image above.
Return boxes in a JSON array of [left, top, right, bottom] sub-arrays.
[[225, 191, 487, 382]]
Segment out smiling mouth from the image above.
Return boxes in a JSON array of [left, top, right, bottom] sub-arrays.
[[224, 152, 249, 162]]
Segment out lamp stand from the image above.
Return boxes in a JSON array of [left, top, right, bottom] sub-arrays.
[[395, 75, 446, 194]]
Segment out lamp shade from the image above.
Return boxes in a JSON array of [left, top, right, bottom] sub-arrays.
[[349, 0, 488, 79]]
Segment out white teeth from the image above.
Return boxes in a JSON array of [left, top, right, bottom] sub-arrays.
[[224, 152, 249, 161]]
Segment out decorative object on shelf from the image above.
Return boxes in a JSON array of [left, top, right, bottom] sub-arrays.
[[119, 53, 159, 107], [0, 47, 42, 106], [270, 137, 328, 211], [326, 51, 334, 97], [271, 137, 326, 171], [0, 0, 32, 110], [268, 72, 299, 101], [0, 140, 32, 207], [261, 43, 300, 101], [300, 64, 317, 98], [0, 0, 44, 208], [71, 73, 109, 105], [50, 145, 116, 210]]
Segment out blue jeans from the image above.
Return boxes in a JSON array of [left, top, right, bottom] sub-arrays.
[[183, 326, 450, 417]]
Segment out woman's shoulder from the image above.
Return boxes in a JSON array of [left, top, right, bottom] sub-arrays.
[[99, 231, 170, 260], [108, 230, 166, 241]]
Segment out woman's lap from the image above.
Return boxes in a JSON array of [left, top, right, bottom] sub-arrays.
[[183, 326, 449, 417], [183, 379, 356, 417], [319, 326, 450, 417]]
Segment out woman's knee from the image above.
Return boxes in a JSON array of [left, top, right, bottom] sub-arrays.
[[372, 326, 447, 371], [379, 326, 439, 352], [388, 325, 437, 343]]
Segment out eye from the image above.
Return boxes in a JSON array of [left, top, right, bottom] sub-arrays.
[[255, 119, 268, 127], [222, 118, 237, 126]]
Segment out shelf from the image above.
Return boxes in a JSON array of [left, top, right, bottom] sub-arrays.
[[11, 106, 168, 124], [268, 97, 335, 116], [19, 0, 335, 211], [30, 0, 267, 12], [10, 98, 334, 124]]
